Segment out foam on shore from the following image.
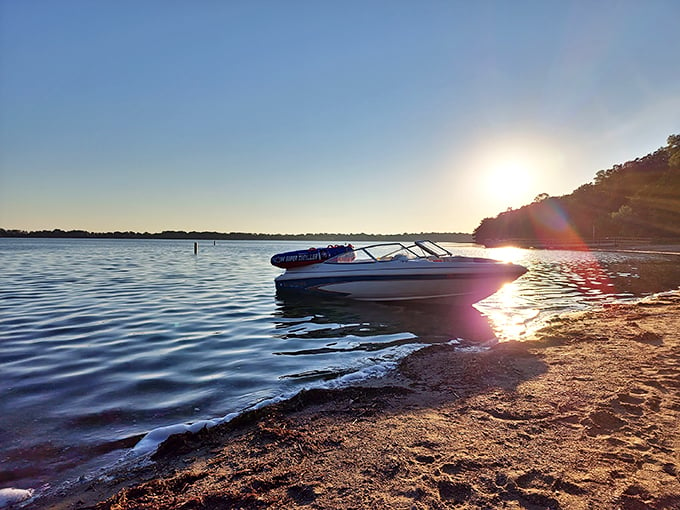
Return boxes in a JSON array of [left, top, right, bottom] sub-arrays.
[[0, 488, 34, 508], [132, 340, 437, 456]]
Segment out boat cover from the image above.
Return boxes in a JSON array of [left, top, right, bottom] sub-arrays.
[[271, 245, 353, 269]]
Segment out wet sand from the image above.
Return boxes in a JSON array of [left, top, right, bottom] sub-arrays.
[[38, 291, 680, 509]]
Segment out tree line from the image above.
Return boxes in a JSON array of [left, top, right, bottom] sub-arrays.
[[473, 134, 680, 247], [0, 229, 472, 243]]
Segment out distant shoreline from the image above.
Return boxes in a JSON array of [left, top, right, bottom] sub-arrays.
[[0, 229, 473, 243]]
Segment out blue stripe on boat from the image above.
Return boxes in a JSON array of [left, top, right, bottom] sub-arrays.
[[275, 271, 509, 292]]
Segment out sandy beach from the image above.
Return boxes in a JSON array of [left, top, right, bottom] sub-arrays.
[[34, 291, 680, 509]]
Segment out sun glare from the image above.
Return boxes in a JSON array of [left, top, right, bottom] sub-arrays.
[[489, 246, 526, 263], [464, 136, 565, 212], [485, 159, 533, 204]]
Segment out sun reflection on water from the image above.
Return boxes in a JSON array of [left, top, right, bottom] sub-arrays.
[[476, 280, 540, 342], [489, 246, 526, 264]]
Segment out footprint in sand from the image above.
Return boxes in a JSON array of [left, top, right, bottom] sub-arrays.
[[582, 410, 627, 436], [492, 470, 569, 509], [609, 392, 646, 416], [615, 387, 663, 413], [515, 469, 586, 496], [437, 480, 473, 504], [632, 331, 663, 345]]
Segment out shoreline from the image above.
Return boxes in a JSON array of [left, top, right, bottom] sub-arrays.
[[31, 290, 680, 509], [610, 245, 680, 256], [0, 231, 473, 243]]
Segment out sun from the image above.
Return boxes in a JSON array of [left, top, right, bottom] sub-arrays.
[[459, 135, 564, 213], [484, 159, 533, 205]]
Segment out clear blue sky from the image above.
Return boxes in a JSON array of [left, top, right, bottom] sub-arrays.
[[1, 0, 678, 234]]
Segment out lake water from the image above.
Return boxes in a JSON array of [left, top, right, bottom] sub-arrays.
[[2, 238, 680, 495]]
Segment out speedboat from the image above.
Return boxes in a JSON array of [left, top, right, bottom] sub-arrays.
[[272, 240, 526, 305]]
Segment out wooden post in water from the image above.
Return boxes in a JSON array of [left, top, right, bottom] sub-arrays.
[[194, 242, 198, 255]]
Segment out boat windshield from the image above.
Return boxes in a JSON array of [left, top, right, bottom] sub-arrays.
[[413, 240, 452, 257], [327, 240, 451, 264]]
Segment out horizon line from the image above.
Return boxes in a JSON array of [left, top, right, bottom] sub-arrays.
[[0, 228, 473, 238]]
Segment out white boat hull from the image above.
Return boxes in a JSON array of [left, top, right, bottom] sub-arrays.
[[275, 259, 526, 305], [316, 276, 516, 303]]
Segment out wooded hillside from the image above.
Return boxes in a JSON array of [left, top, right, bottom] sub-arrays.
[[473, 135, 680, 247]]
